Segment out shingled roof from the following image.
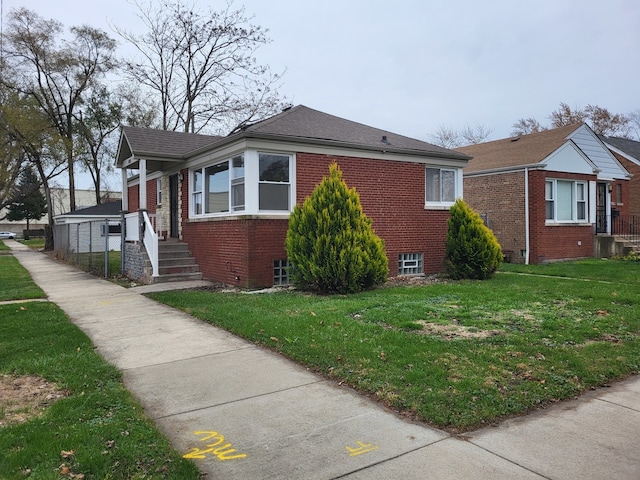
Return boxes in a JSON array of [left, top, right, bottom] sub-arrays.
[[457, 123, 584, 173], [59, 201, 122, 217], [600, 135, 640, 165], [117, 105, 470, 167], [237, 105, 468, 159], [118, 127, 222, 162]]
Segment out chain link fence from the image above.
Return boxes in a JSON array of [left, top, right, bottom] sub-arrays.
[[53, 219, 122, 278]]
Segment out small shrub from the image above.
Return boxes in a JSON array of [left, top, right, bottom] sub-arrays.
[[445, 199, 502, 280], [286, 162, 389, 294]]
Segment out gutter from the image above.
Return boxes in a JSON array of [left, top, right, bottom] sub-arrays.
[[463, 163, 546, 177]]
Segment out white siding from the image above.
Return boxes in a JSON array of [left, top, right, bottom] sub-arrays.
[[569, 126, 628, 180], [544, 143, 595, 174]]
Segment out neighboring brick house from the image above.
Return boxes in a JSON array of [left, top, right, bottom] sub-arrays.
[[457, 123, 631, 264], [116, 105, 471, 287], [599, 136, 640, 219]]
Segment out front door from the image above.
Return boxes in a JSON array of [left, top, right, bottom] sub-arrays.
[[596, 182, 607, 234], [169, 174, 179, 238]]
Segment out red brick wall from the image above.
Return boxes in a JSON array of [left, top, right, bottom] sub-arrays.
[[147, 179, 157, 214], [126, 179, 157, 213], [612, 152, 638, 217], [183, 218, 288, 288], [528, 170, 594, 263], [128, 184, 139, 212], [464, 171, 526, 262], [179, 153, 454, 287], [296, 153, 450, 274]]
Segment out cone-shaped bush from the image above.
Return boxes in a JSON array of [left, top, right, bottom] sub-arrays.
[[286, 162, 388, 294], [445, 199, 502, 280]]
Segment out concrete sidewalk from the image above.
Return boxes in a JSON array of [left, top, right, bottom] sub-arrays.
[[8, 241, 640, 479]]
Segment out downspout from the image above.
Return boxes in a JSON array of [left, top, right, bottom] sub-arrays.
[[524, 168, 530, 265]]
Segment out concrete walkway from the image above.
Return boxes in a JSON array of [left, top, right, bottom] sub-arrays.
[[8, 241, 640, 479]]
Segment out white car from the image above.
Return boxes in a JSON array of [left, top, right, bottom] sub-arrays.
[[0, 231, 16, 239]]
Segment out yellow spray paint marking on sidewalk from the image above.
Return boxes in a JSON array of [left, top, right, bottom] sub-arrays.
[[346, 440, 379, 457], [183, 430, 247, 461]]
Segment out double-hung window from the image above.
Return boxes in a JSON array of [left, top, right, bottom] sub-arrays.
[[426, 168, 456, 204], [192, 155, 245, 215], [231, 155, 245, 211], [192, 170, 203, 215], [259, 153, 290, 211], [545, 179, 587, 222]]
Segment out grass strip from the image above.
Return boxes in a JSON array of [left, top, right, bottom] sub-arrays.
[[0, 256, 46, 302], [0, 301, 200, 479], [149, 259, 640, 432]]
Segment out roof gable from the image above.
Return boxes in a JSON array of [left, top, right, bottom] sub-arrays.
[[459, 123, 630, 180], [458, 123, 583, 173], [117, 127, 222, 166], [544, 142, 597, 174]]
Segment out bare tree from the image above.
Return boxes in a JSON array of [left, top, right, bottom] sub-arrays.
[[429, 124, 493, 148], [629, 110, 640, 140], [116, 0, 284, 133], [584, 104, 631, 137], [76, 86, 123, 204], [0, 91, 66, 249], [549, 102, 588, 128], [3, 8, 118, 211], [460, 124, 493, 146], [511, 117, 546, 136], [116, 0, 287, 134], [0, 89, 24, 212], [512, 102, 635, 139]]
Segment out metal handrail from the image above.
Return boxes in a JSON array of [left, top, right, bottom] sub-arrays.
[[611, 214, 640, 245]]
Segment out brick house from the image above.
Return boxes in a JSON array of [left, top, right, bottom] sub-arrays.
[[116, 105, 470, 286], [598, 136, 640, 218], [457, 123, 631, 264]]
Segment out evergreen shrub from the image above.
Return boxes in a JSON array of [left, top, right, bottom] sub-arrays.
[[445, 199, 502, 280], [286, 162, 388, 294]]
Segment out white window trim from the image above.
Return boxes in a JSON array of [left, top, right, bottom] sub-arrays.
[[156, 178, 162, 206], [189, 150, 295, 218], [545, 178, 589, 224], [257, 151, 294, 213], [424, 167, 462, 209]]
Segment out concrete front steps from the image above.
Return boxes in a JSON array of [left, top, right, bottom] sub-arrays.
[[613, 235, 640, 256], [146, 240, 203, 284]]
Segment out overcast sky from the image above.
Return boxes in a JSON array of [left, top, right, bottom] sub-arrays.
[[3, 0, 639, 188]]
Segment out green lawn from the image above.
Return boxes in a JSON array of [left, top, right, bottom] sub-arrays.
[[149, 259, 640, 432], [0, 255, 199, 479], [0, 256, 45, 301], [19, 238, 45, 249]]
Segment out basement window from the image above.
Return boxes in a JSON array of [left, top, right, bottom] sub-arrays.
[[273, 259, 292, 286], [398, 253, 423, 275]]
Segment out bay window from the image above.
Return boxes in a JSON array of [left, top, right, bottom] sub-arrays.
[[192, 155, 245, 215], [190, 151, 292, 217]]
